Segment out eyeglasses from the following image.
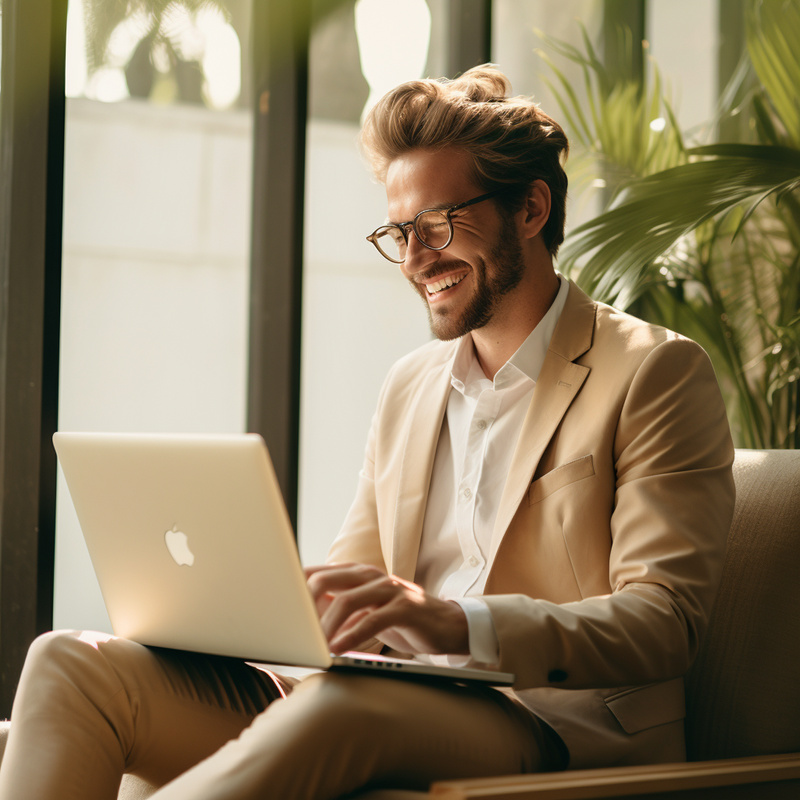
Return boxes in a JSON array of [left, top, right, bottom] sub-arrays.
[[366, 188, 506, 264]]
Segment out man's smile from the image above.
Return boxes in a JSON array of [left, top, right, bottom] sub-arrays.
[[425, 273, 467, 295], [414, 269, 470, 300]]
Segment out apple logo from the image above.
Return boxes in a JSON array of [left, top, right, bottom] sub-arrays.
[[164, 526, 195, 567]]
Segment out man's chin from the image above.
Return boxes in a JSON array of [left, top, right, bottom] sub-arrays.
[[427, 307, 471, 341]]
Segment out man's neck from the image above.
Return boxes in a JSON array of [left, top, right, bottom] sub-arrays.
[[470, 268, 561, 380]]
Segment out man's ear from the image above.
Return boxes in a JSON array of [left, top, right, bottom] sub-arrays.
[[519, 179, 551, 240]]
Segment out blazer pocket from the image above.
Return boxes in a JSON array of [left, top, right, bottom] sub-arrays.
[[604, 678, 686, 734], [528, 454, 595, 505]]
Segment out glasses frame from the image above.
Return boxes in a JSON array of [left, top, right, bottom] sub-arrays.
[[366, 187, 507, 264]]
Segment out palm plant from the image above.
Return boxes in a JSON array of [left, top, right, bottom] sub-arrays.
[[80, 0, 351, 105], [81, 0, 234, 102], [545, 0, 800, 449]]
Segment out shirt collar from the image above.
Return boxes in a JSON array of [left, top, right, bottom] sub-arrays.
[[450, 274, 570, 395]]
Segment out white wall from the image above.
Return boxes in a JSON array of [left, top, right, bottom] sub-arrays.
[[646, 0, 719, 139]]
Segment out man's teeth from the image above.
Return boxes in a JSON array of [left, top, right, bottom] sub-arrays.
[[426, 274, 465, 294]]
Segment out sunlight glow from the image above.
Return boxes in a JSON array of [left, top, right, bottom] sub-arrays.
[[355, 0, 431, 121], [64, 2, 242, 108], [197, 9, 242, 109], [107, 11, 152, 66], [65, 1, 88, 98], [92, 67, 131, 103], [78, 630, 117, 649]]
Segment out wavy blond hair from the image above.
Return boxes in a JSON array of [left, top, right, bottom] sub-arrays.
[[360, 64, 569, 256]]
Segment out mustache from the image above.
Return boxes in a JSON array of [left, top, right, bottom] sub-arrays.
[[411, 261, 471, 285]]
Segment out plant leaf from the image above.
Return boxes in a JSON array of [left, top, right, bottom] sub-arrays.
[[746, 0, 800, 147], [562, 146, 800, 308]]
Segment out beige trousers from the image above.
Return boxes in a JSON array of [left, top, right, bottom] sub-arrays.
[[0, 631, 563, 799]]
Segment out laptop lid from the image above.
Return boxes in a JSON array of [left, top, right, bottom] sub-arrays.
[[54, 432, 333, 668]]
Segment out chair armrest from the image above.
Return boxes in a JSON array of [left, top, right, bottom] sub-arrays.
[[429, 753, 800, 799]]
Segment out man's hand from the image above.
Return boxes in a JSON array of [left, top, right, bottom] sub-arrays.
[[304, 563, 470, 657]]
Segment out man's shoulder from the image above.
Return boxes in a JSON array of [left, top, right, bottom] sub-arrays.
[[575, 293, 716, 394], [590, 294, 694, 356], [556, 281, 701, 366]]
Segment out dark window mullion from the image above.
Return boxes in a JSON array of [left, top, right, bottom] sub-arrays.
[[0, 0, 67, 718], [447, 0, 492, 78], [247, 0, 311, 530]]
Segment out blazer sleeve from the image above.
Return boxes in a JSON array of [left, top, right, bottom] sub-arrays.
[[483, 337, 735, 691]]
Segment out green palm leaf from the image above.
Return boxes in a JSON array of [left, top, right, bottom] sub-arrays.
[[562, 144, 800, 309], [746, 0, 800, 147]]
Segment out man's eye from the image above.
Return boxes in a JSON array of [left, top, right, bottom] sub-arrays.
[[419, 221, 446, 236]]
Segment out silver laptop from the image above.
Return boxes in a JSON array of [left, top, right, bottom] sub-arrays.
[[53, 432, 514, 686]]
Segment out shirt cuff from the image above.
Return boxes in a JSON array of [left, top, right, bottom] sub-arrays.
[[453, 596, 500, 665]]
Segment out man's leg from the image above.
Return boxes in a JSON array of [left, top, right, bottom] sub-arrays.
[[0, 630, 286, 800], [150, 671, 565, 800]]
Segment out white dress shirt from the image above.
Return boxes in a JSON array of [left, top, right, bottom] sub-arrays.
[[415, 275, 570, 664]]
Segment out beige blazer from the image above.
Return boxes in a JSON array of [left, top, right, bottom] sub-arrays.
[[328, 281, 735, 769]]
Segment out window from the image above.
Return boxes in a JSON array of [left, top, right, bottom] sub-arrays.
[[298, 0, 453, 564], [54, 0, 255, 631]]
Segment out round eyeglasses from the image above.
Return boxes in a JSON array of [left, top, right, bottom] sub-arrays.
[[366, 188, 506, 264]]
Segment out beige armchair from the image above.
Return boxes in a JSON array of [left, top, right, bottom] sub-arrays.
[[2, 449, 799, 799]]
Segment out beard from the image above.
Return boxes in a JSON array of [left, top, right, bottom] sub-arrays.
[[417, 216, 526, 341]]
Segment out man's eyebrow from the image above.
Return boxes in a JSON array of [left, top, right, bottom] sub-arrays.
[[386, 201, 454, 224]]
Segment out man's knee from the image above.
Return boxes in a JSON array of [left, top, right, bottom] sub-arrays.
[[23, 630, 101, 677], [14, 630, 129, 714], [25, 630, 127, 674]]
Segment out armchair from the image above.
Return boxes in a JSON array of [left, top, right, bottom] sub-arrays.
[[432, 448, 800, 798]]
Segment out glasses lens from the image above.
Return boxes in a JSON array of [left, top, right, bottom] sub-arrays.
[[414, 210, 451, 249], [372, 226, 406, 262]]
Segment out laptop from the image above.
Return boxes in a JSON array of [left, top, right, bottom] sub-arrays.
[[53, 432, 514, 686]]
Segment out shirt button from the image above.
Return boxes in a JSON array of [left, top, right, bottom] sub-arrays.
[[463, 487, 472, 499], [476, 419, 487, 430], [468, 555, 480, 567]]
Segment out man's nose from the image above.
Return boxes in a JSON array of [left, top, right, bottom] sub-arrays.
[[402, 228, 440, 275]]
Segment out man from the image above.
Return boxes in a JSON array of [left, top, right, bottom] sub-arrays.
[[0, 65, 735, 799]]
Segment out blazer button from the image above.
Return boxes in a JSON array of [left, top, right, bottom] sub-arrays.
[[548, 669, 568, 683]]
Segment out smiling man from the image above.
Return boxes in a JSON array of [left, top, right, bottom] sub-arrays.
[[0, 66, 735, 800]]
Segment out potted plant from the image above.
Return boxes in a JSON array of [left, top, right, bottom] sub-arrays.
[[542, 0, 800, 448]]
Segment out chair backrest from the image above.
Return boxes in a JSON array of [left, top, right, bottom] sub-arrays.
[[685, 448, 800, 761]]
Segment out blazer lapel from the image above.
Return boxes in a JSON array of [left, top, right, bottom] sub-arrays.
[[488, 283, 597, 565], [389, 350, 455, 580]]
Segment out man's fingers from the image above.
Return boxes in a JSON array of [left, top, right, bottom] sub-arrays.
[[319, 574, 403, 641], [306, 563, 386, 602], [326, 595, 414, 654], [305, 566, 468, 656]]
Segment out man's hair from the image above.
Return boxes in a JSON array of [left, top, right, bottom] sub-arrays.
[[360, 64, 569, 256]]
